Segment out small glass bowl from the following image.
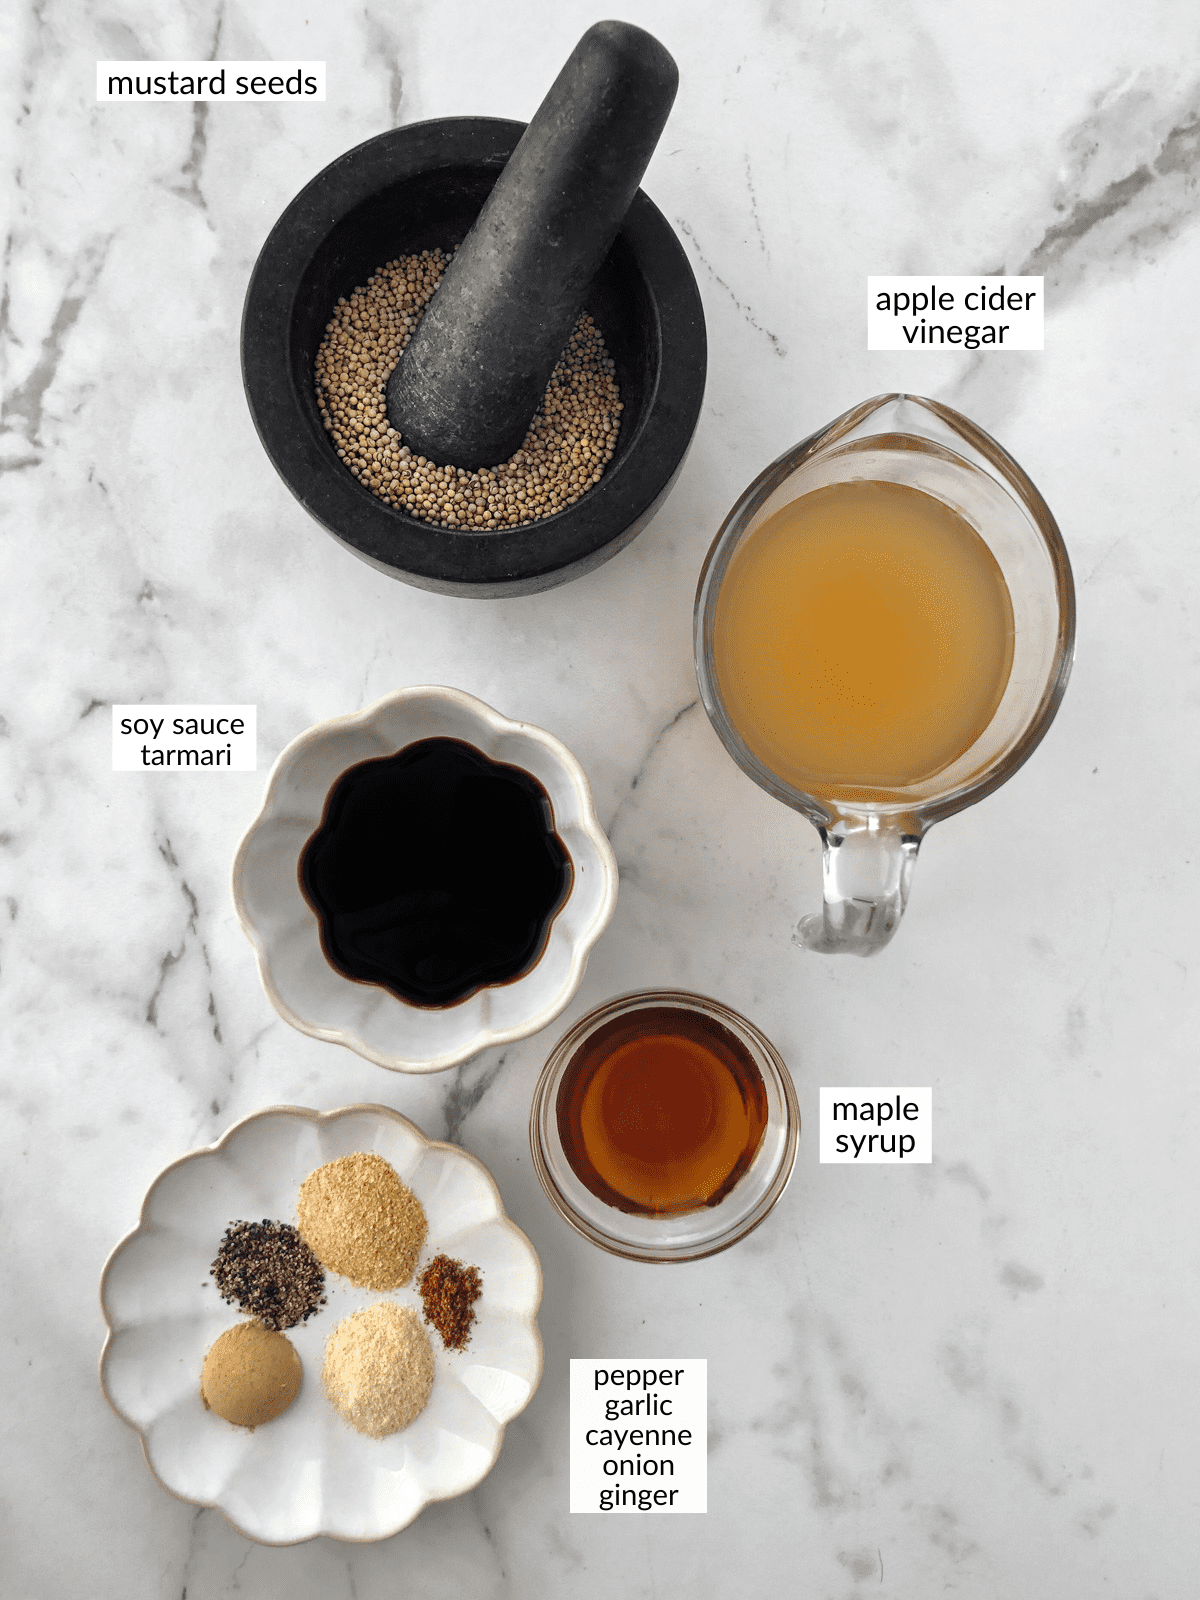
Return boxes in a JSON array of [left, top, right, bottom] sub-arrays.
[[529, 990, 799, 1263]]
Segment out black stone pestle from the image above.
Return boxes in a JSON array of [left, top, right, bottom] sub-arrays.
[[385, 21, 678, 469]]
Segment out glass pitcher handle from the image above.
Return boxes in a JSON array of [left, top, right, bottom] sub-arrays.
[[795, 821, 921, 956]]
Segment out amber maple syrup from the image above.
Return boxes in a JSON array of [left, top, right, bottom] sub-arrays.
[[300, 737, 571, 1007], [555, 1005, 768, 1217]]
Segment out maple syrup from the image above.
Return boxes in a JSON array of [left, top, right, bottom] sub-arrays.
[[300, 737, 571, 1007], [555, 1005, 769, 1217]]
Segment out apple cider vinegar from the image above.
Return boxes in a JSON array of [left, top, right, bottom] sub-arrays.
[[712, 479, 1015, 801]]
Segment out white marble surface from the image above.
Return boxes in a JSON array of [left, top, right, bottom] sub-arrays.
[[3, 0, 1199, 1594]]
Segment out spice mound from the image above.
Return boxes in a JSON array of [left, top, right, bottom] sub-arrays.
[[211, 1219, 327, 1331], [323, 1303, 435, 1439], [201, 1321, 302, 1429], [314, 249, 622, 530], [297, 1152, 427, 1290], [418, 1255, 483, 1351]]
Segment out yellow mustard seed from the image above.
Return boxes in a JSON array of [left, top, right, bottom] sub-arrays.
[[314, 249, 622, 531]]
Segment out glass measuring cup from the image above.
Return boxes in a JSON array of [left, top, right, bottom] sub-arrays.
[[694, 393, 1075, 955]]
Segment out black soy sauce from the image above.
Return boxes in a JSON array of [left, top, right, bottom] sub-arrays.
[[299, 737, 572, 1008]]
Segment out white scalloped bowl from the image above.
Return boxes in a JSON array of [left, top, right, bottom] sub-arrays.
[[100, 1105, 544, 1545], [232, 687, 618, 1072]]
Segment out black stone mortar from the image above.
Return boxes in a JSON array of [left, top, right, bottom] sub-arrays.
[[241, 117, 707, 597]]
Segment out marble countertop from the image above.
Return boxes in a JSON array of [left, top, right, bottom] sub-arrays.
[[4, 0, 1199, 1594]]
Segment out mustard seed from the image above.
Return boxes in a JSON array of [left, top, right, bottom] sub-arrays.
[[314, 249, 623, 530]]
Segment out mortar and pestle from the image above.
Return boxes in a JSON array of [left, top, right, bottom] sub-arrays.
[[242, 22, 707, 597]]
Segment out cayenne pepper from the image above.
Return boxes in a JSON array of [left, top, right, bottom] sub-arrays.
[[417, 1255, 483, 1351]]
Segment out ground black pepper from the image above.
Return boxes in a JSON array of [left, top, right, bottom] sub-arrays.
[[211, 1220, 327, 1331], [418, 1255, 483, 1351]]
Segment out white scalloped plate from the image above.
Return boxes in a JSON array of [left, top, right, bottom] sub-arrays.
[[99, 1105, 544, 1545], [231, 686, 618, 1073]]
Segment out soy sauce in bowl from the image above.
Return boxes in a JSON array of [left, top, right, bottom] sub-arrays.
[[300, 738, 572, 1007]]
